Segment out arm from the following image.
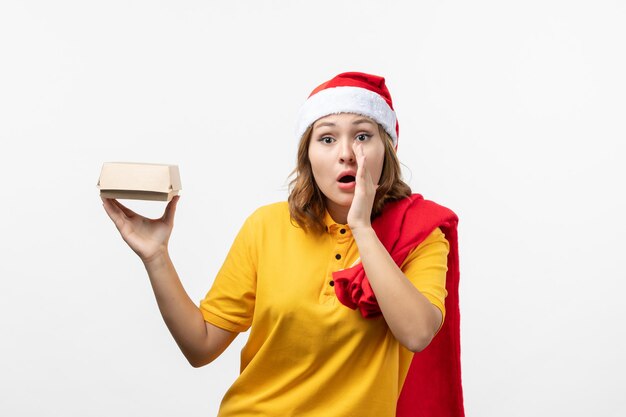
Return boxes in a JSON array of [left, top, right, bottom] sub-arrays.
[[142, 252, 238, 367], [348, 143, 442, 352], [102, 196, 237, 367], [351, 227, 442, 352]]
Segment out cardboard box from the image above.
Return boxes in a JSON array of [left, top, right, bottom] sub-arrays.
[[97, 162, 182, 201]]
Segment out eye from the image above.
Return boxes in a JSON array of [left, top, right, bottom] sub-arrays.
[[318, 136, 335, 144], [355, 133, 371, 142]]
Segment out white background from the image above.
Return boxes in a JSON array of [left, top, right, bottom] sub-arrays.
[[1, 1, 625, 416]]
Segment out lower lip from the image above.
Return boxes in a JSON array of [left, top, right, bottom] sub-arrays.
[[337, 181, 356, 191]]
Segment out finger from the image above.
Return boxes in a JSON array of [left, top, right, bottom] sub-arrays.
[[162, 195, 180, 226], [352, 143, 369, 182], [111, 199, 139, 218], [353, 141, 364, 159], [102, 197, 123, 218], [101, 197, 127, 231]]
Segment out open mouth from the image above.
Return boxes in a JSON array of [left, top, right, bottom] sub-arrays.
[[338, 175, 356, 183]]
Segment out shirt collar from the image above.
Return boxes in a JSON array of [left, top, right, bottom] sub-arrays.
[[323, 210, 350, 235]]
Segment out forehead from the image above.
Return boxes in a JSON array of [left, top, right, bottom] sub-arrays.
[[312, 113, 377, 129]]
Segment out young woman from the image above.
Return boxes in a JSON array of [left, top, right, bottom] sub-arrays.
[[102, 72, 464, 417]]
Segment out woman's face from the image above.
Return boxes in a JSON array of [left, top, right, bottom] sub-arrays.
[[308, 113, 385, 222]]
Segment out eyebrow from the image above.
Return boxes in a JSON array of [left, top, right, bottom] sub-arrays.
[[352, 118, 376, 126], [315, 121, 336, 129], [314, 118, 376, 129]]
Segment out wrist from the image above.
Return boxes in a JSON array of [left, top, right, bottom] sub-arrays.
[[142, 248, 170, 270], [351, 224, 377, 242]]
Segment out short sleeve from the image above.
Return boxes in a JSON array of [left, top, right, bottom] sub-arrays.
[[199, 214, 259, 333], [400, 227, 449, 322]]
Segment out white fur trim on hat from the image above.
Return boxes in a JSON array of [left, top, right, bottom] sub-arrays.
[[295, 86, 397, 146]]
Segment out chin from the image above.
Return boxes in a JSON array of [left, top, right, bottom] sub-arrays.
[[328, 194, 354, 208]]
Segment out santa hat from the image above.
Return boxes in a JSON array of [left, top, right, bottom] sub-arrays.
[[295, 72, 399, 147]]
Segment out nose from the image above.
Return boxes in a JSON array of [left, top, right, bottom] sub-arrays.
[[338, 139, 355, 164]]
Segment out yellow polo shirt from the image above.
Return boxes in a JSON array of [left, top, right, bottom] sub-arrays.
[[200, 202, 449, 417]]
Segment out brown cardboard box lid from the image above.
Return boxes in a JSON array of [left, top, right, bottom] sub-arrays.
[[97, 162, 182, 201]]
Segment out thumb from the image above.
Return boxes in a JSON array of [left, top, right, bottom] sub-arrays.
[[162, 195, 180, 226]]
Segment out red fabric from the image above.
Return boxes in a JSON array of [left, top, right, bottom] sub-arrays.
[[332, 194, 464, 417]]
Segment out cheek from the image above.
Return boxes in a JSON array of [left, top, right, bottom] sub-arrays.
[[307, 147, 327, 183], [373, 161, 385, 184], [307, 148, 319, 174], [367, 146, 386, 183]]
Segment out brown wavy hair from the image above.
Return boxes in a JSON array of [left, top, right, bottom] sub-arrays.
[[288, 123, 412, 234]]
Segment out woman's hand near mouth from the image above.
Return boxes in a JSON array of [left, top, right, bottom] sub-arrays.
[[347, 141, 378, 231]]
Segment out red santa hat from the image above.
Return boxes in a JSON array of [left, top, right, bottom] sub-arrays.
[[295, 72, 399, 147]]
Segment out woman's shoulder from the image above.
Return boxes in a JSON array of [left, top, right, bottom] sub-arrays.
[[250, 201, 289, 217], [244, 201, 290, 226], [235, 201, 298, 239]]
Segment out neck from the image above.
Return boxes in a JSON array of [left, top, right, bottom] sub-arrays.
[[325, 201, 349, 225]]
